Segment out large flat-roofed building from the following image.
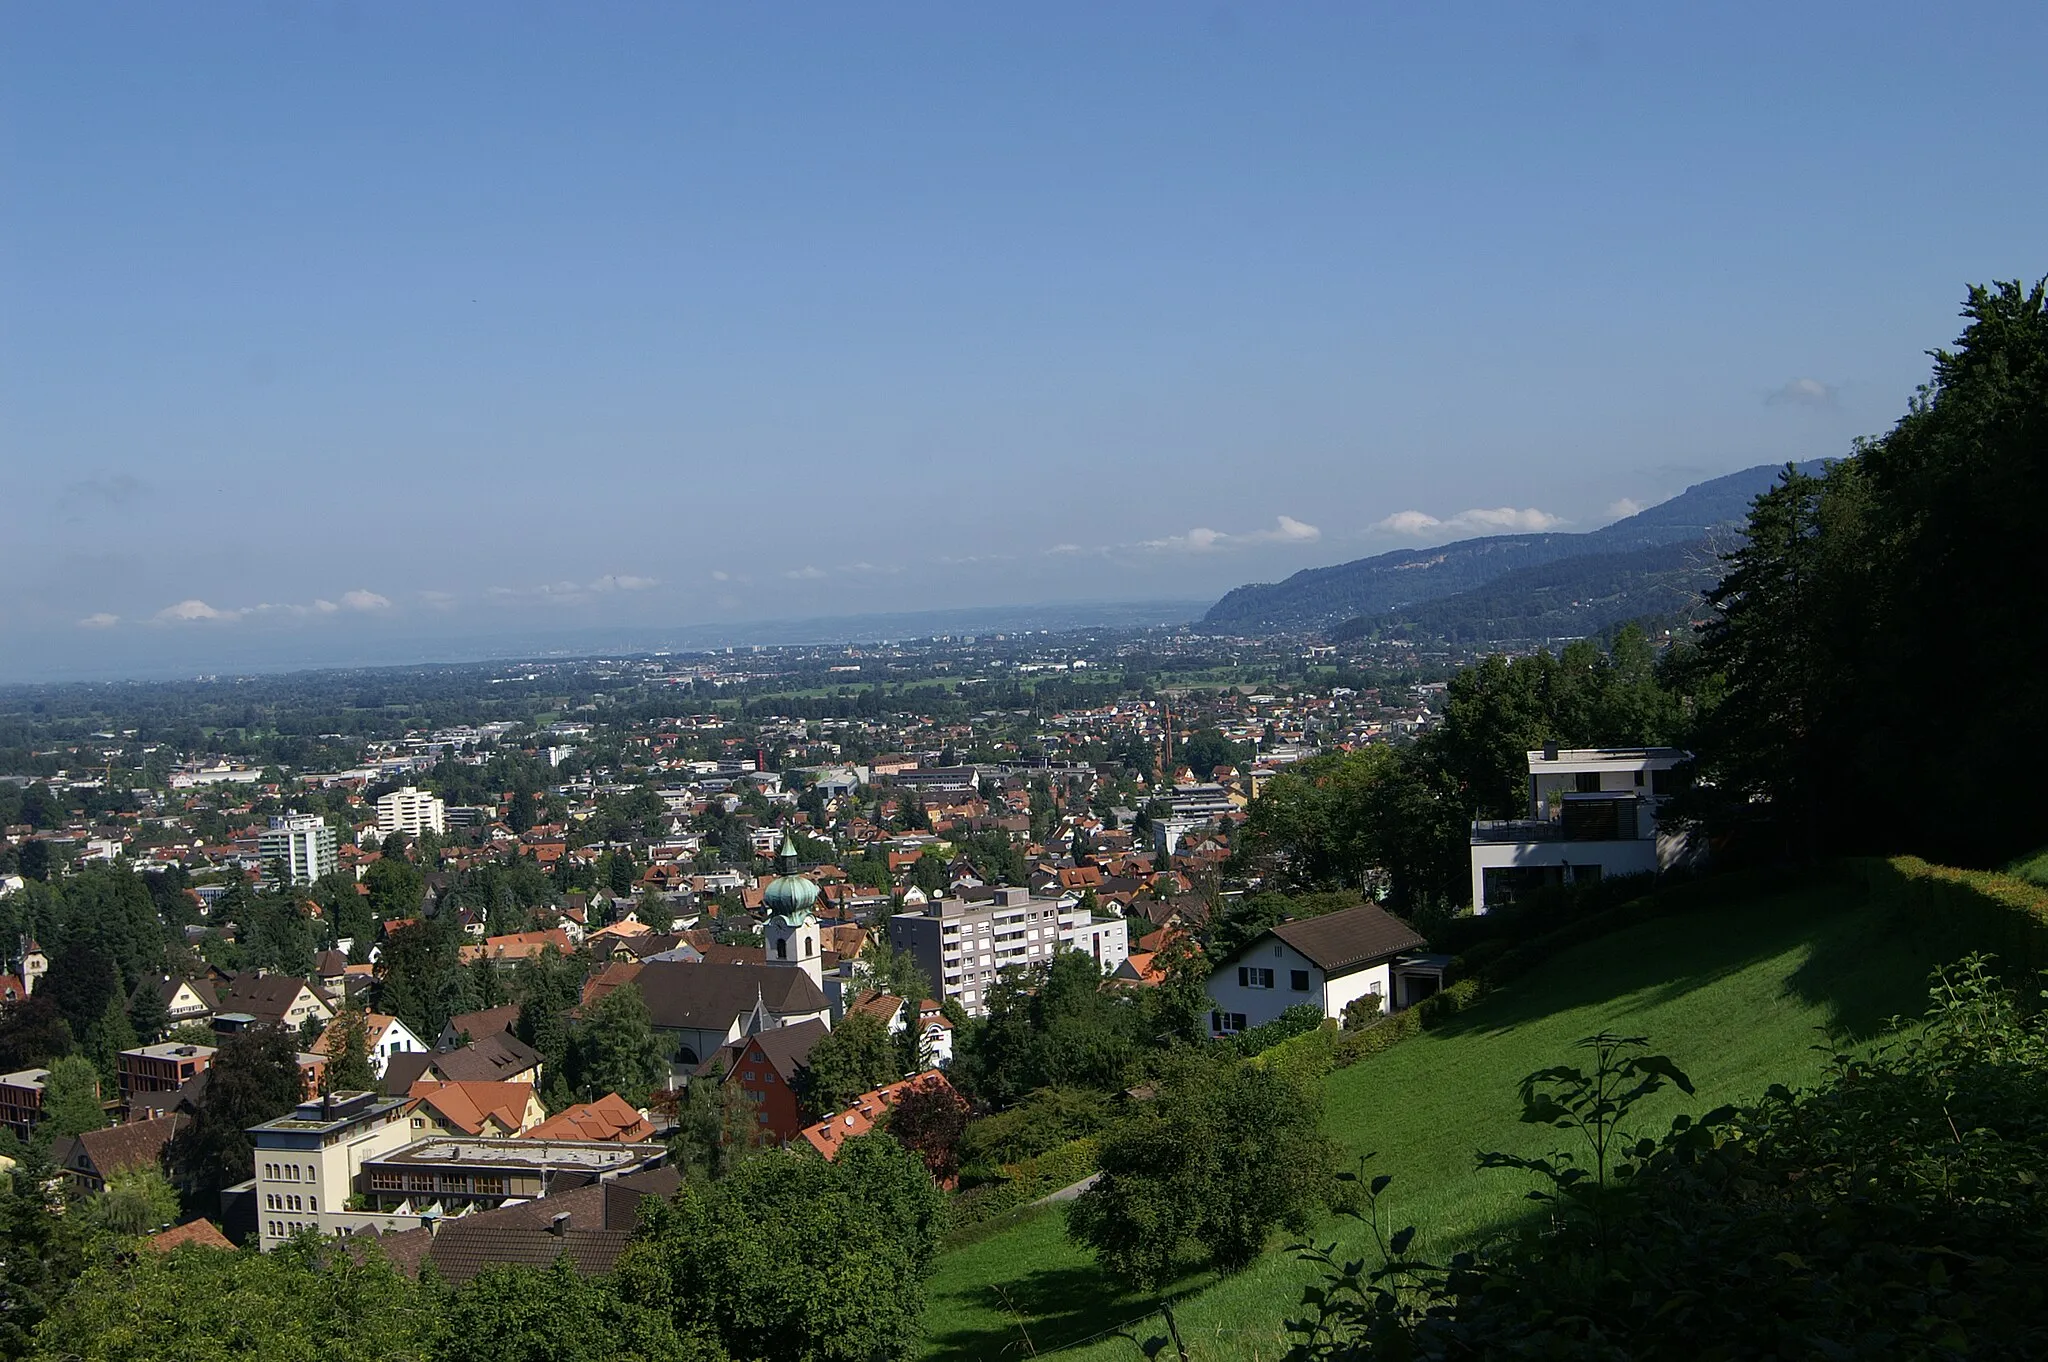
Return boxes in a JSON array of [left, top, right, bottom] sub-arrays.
[[888, 887, 1129, 1017], [376, 786, 447, 838], [259, 813, 337, 885], [1467, 747, 1698, 912], [357, 1136, 667, 1216]]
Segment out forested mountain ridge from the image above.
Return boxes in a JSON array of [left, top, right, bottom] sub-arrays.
[[1201, 462, 1824, 634], [1330, 533, 1743, 646]]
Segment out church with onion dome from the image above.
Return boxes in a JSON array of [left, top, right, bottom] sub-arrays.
[[762, 831, 823, 988]]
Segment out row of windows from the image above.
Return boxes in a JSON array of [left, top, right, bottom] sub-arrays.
[[265, 1193, 316, 1212], [267, 1220, 310, 1238], [367, 1171, 507, 1196], [1237, 967, 1312, 992], [262, 1162, 308, 1182]]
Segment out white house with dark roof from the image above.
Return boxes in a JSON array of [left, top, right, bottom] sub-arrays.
[[1204, 904, 1429, 1036]]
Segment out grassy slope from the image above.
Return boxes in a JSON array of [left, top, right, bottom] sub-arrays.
[[920, 878, 1963, 1361]]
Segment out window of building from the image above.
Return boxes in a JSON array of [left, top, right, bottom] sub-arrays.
[[1238, 967, 1275, 989], [474, 1175, 506, 1196], [370, 1172, 403, 1191], [308, 1197, 317, 1212], [1290, 970, 1310, 992]]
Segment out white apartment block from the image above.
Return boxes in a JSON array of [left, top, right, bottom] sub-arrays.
[[260, 813, 338, 886], [1467, 747, 1698, 911], [888, 887, 1129, 1017], [376, 786, 447, 838]]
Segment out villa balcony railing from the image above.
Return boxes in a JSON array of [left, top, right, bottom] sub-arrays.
[[1469, 818, 1656, 845]]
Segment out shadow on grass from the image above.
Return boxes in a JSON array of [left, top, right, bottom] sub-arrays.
[[1427, 875, 1954, 1047], [924, 1262, 1208, 1362]]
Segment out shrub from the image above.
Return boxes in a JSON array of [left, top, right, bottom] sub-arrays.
[[1230, 1003, 1328, 1059], [947, 1137, 1100, 1232]]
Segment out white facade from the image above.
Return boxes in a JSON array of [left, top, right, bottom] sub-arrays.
[[250, 1093, 419, 1249], [1063, 910, 1130, 975], [361, 1015, 430, 1079], [890, 888, 1130, 1017], [376, 787, 446, 838], [1467, 747, 1696, 912], [1205, 938, 1393, 1035], [260, 814, 338, 886]]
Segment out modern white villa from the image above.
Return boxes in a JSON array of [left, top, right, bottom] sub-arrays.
[[1467, 746, 1697, 912]]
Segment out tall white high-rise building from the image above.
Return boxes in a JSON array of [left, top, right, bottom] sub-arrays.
[[375, 786, 446, 838], [260, 814, 337, 886]]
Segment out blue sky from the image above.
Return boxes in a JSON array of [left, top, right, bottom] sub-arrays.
[[3, 3, 2043, 678]]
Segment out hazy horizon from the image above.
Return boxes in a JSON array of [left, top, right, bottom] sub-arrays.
[[6, 4, 2044, 679]]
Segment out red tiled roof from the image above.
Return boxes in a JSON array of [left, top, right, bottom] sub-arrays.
[[521, 1093, 656, 1144], [141, 1219, 234, 1252], [799, 1071, 955, 1159]]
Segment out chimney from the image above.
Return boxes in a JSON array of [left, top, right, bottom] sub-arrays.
[[1542, 741, 1559, 762], [548, 1211, 571, 1237]]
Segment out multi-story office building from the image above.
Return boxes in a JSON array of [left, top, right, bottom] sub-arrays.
[[376, 785, 447, 838], [888, 888, 1129, 1017], [259, 813, 338, 885]]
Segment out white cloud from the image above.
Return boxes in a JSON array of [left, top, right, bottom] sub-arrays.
[[1264, 515, 1322, 544], [1373, 510, 1445, 535], [784, 566, 828, 581], [1141, 526, 1227, 552], [590, 575, 656, 593], [1137, 516, 1321, 554], [156, 599, 240, 622], [154, 588, 397, 622], [1044, 543, 1086, 556], [1372, 506, 1564, 537], [710, 570, 730, 582], [1607, 498, 1645, 519], [1766, 376, 1837, 408], [77, 613, 120, 629]]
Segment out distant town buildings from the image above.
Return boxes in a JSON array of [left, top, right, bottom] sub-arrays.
[[260, 813, 337, 885], [376, 786, 447, 838]]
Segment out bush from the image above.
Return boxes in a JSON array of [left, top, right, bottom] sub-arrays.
[[1230, 1003, 1328, 1059], [955, 1086, 1112, 1176], [1339, 993, 1385, 1030], [1327, 978, 1482, 1069], [947, 1137, 1099, 1232]]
